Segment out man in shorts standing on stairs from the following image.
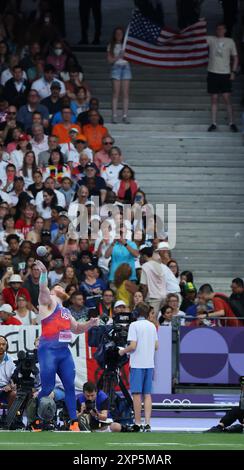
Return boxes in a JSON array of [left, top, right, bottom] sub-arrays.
[[206, 23, 238, 133]]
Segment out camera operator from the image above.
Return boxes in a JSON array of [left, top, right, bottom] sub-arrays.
[[77, 381, 114, 431], [119, 302, 158, 432], [0, 335, 16, 408], [205, 376, 244, 434]]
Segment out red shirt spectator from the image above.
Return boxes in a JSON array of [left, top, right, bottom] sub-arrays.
[[2, 274, 31, 310], [212, 293, 242, 327], [0, 303, 22, 325]]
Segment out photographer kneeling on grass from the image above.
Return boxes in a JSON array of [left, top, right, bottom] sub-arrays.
[[119, 302, 158, 432], [76, 381, 121, 432]]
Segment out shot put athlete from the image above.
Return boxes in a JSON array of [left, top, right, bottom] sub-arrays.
[[35, 260, 99, 432]]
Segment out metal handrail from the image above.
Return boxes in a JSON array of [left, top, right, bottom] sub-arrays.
[[151, 402, 239, 412]]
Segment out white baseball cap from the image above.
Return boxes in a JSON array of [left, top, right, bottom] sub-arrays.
[[155, 242, 169, 251], [114, 300, 127, 308], [9, 274, 23, 283], [0, 304, 13, 314]]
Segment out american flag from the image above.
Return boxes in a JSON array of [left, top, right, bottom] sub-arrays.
[[124, 10, 208, 69]]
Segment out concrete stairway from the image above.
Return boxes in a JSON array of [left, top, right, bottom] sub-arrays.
[[76, 50, 244, 293]]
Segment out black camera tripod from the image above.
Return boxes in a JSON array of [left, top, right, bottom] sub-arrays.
[[97, 364, 134, 423], [5, 380, 34, 430]]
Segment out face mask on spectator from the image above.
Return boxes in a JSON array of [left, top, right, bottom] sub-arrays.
[[54, 48, 63, 56]]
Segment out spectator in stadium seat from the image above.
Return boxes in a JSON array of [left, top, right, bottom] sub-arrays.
[[100, 145, 124, 190], [41, 81, 63, 120], [166, 293, 186, 325], [94, 135, 114, 170], [71, 86, 90, 116], [22, 264, 40, 309], [82, 110, 108, 152], [230, 278, 244, 297], [180, 282, 197, 312], [26, 216, 44, 244], [80, 263, 107, 310], [76, 162, 107, 204], [158, 305, 174, 326], [113, 165, 139, 204], [167, 259, 180, 284], [0, 303, 22, 325], [107, 26, 132, 124], [46, 40, 68, 75], [20, 41, 41, 72], [30, 124, 49, 161], [155, 241, 171, 265], [1, 106, 22, 146], [198, 283, 243, 327], [114, 263, 138, 308], [19, 151, 38, 187], [38, 135, 61, 169], [31, 64, 65, 100], [132, 291, 144, 310], [3, 65, 30, 108], [77, 97, 104, 127], [69, 292, 89, 322], [17, 89, 49, 132], [2, 274, 31, 310], [106, 224, 139, 284], [59, 265, 79, 290], [14, 295, 38, 325], [43, 149, 71, 186], [52, 107, 80, 144]]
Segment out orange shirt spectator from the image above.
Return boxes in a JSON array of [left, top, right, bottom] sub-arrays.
[[52, 123, 81, 144], [82, 110, 108, 152], [52, 106, 81, 143]]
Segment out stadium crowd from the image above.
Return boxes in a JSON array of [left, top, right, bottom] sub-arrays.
[[0, 3, 243, 331], [0, 1, 243, 435]]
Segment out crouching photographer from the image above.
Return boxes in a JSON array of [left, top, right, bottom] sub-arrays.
[[76, 381, 120, 432], [205, 376, 244, 433]]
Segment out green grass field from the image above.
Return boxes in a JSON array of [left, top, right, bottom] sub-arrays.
[[0, 431, 243, 450]]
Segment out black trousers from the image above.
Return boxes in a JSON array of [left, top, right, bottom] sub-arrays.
[[220, 407, 244, 427], [176, 0, 202, 29], [79, 0, 102, 42], [221, 0, 238, 37]]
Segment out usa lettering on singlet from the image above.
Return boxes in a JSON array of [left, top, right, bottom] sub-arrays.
[[40, 303, 72, 346]]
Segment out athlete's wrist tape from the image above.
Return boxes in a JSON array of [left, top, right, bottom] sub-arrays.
[[40, 272, 48, 284]]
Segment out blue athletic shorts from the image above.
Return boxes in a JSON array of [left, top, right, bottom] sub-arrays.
[[111, 63, 132, 80], [130, 368, 154, 394]]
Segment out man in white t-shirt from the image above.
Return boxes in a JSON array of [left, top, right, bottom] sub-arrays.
[[119, 302, 158, 432], [139, 246, 180, 317], [206, 23, 238, 132]]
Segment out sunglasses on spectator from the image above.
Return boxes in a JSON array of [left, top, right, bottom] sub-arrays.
[[104, 141, 113, 145]]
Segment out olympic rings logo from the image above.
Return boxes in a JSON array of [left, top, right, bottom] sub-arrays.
[[162, 399, 192, 405]]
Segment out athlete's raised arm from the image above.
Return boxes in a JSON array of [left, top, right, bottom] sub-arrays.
[[35, 260, 52, 307]]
